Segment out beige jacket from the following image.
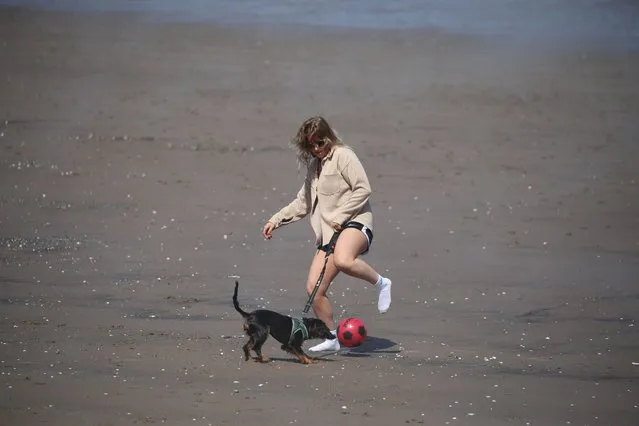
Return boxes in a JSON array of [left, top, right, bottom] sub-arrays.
[[268, 145, 373, 247]]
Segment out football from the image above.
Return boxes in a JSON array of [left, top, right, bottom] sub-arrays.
[[336, 317, 367, 347]]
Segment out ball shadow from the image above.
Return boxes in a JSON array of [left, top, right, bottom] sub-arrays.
[[340, 335, 399, 358]]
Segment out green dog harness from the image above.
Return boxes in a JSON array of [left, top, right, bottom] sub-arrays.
[[289, 317, 309, 343]]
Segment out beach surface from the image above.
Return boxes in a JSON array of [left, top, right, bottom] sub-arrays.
[[1, 6, 638, 426]]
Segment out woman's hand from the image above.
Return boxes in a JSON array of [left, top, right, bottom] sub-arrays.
[[262, 222, 275, 240]]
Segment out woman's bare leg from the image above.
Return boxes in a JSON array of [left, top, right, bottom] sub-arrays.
[[305, 250, 339, 330], [332, 228, 378, 284], [307, 228, 392, 353], [332, 228, 392, 314], [306, 250, 342, 352]]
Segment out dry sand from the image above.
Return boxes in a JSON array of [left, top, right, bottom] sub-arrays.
[[1, 7, 638, 426]]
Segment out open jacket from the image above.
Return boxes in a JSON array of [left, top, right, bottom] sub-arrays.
[[268, 145, 373, 247]]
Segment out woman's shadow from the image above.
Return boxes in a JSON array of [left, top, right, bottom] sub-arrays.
[[316, 335, 399, 359], [266, 336, 399, 363]]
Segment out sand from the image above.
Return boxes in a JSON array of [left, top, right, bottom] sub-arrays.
[[1, 6, 638, 426]]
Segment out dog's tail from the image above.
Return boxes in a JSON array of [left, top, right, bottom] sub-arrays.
[[233, 281, 250, 318]]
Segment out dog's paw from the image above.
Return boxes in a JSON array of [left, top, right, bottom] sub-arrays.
[[299, 356, 315, 365]]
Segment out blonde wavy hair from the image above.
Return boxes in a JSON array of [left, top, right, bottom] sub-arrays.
[[290, 116, 343, 166]]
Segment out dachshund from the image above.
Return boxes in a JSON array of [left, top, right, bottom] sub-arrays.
[[233, 281, 334, 364]]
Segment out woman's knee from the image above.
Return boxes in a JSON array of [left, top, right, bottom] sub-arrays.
[[332, 252, 354, 272], [333, 229, 367, 271]]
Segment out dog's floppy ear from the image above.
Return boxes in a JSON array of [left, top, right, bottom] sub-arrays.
[[305, 318, 334, 339], [320, 328, 335, 339]]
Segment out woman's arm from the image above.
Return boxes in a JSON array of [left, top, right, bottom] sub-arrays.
[[267, 178, 311, 229]]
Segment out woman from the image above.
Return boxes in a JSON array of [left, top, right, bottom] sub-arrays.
[[262, 116, 392, 352]]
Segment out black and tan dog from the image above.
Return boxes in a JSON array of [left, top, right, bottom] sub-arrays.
[[233, 281, 334, 364]]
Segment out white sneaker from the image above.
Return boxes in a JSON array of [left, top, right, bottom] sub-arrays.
[[309, 337, 340, 352], [376, 277, 392, 313]]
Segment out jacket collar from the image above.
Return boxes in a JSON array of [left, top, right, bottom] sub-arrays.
[[320, 145, 338, 165], [312, 145, 338, 172]]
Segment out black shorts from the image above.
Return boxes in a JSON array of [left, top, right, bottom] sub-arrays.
[[317, 221, 374, 255]]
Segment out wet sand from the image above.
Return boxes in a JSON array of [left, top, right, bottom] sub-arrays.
[[1, 7, 638, 426]]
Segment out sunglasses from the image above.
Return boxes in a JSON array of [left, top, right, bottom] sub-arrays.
[[307, 138, 328, 150]]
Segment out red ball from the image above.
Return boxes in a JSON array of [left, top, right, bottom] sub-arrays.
[[337, 317, 367, 347]]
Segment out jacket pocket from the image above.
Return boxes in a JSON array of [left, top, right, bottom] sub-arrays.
[[318, 173, 341, 196]]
